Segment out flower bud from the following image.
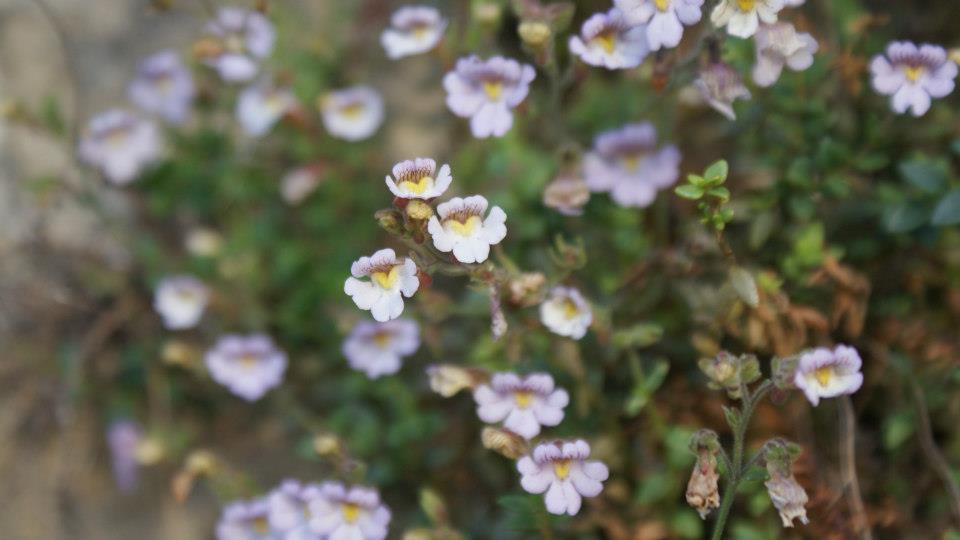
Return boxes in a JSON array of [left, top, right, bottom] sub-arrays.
[[473, 3, 502, 26], [375, 208, 405, 236], [162, 340, 198, 367], [135, 437, 166, 465], [508, 272, 546, 305], [192, 37, 224, 60], [185, 450, 217, 475], [406, 199, 434, 220], [184, 227, 223, 257], [686, 449, 720, 519], [543, 172, 589, 216], [481, 427, 529, 459], [426, 364, 485, 397], [518, 21, 551, 48], [313, 433, 343, 457], [698, 351, 760, 398], [950, 48, 960, 67]]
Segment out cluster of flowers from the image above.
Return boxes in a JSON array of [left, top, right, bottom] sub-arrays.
[[216, 479, 390, 540]]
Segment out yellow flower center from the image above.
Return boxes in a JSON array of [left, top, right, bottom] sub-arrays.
[[399, 176, 433, 195], [593, 32, 617, 54], [483, 81, 503, 101], [904, 65, 924, 82], [446, 215, 482, 236], [814, 366, 833, 387], [562, 298, 580, 319], [737, 0, 756, 11], [553, 460, 572, 480], [225, 34, 245, 53], [253, 517, 269, 534], [341, 503, 361, 523], [372, 265, 401, 289], [412, 24, 431, 39], [340, 102, 365, 118], [514, 391, 533, 408], [238, 354, 259, 368], [373, 331, 391, 348], [621, 155, 642, 171], [655, 0, 670, 11]]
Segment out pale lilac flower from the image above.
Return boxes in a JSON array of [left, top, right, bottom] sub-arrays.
[[307, 482, 391, 540], [216, 496, 276, 540], [204, 334, 287, 401], [870, 41, 958, 117], [342, 319, 420, 379], [583, 123, 680, 208], [568, 8, 649, 69], [614, 0, 705, 51], [473, 372, 568, 439], [268, 480, 323, 540], [154, 274, 210, 330], [539, 286, 593, 340], [443, 55, 536, 138], [710, 0, 784, 39], [107, 420, 142, 493], [320, 86, 385, 141], [385, 158, 452, 200], [236, 82, 296, 136], [793, 344, 864, 406], [344, 248, 420, 322], [281, 164, 322, 205], [517, 440, 609, 516], [78, 109, 161, 185], [752, 22, 818, 87], [204, 8, 275, 82], [128, 50, 194, 124], [427, 195, 507, 264], [694, 62, 752, 120], [381, 5, 447, 59]]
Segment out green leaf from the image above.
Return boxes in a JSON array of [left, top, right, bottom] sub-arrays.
[[687, 174, 708, 187], [932, 190, 960, 226], [675, 184, 705, 200], [884, 201, 929, 233], [899, 159, 948, 193], [723, 405, 742, 429], [729, 267, 759, 308], [707, 186, 731, 202], [704, 160, 729, 184], [883, 411, 915, 450]]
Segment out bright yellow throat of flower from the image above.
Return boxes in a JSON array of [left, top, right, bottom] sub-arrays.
[[340, 103, 365, 119], [655, 0, 670, 11], [483, 81, 503, 101], [399, 176, 433, 194], [562, 299, 580, 319], [553, 460, 572, 480], [372, 266, 401, 289], [813, 366, 833, 387], [446, 215, 482, 236], [737, 0, 756, 11], [593, 32, 616, 54], [905, 65, 924, 82], [514, 391, 533, 408], [341, 503, 361, 523]]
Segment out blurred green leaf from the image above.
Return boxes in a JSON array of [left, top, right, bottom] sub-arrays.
[[676, 184, 705, 200], [884, 202, 929, 233], [899, 159, 948, 193], [931, 190, 960, 226], [705, 160, 729, 184]]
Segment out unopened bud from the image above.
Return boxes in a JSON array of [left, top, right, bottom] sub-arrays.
[[162, 340, 197, 367], [313, 433, 342, 457], [375, 209, 405, 236], [426, 364, 485, 397], [698, 351, 760, 398], [543, 172, 589, 216], [950, 48, 960, 66], [406, 200, 434, 220], [473, 3, 502, 25], [518, 21, 551, 48], [488, 283, 507, 340], [420, 488, 448, 525], [185, 450, 216, 475], [135, 437, 166, 465], [481, 427, 528, 459], [192, 37, 224, 60], [508, 272, 546, 305], [185, 228, 222, 257]]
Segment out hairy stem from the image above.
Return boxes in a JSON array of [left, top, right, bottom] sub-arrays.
[[838, 395, 873, 540]]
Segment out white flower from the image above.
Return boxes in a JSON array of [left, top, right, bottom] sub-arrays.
[[344, 248, 420, 322], [281, 164, 322, 205], [204, 334, 288, 401], [381, 5, 447, 59], [320, 86, 385, 141], [783, 0, 804, 5], [583, 122, 680, 208], [427, 195, 507, 264], [342, 319, 420, 379], [204, 8, 275, 83], [236, 82, 297, 136], [710, 0, 784, 39], [128, 50, 194, 124], [443, 55, 536, 138], [568, 8, 649, 69], [268, 480, 323, 540], [615, 0, 705, 51], [539, 286, 593, 340], [385, 157, 452, 200], [154, 275, 209, 330], [517, 440, 609, 516], [307, 482, 391, 540], [473, 372, 568, 439], [752, 22, 818, 87], [78, 109, 161, 185], [871, 41, 958, 117], [216, 496, 276, 540], [793, 344, 864, 406]]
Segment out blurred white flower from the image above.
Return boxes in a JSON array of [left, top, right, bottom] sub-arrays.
[[518, 440, 609, 516], [236, 82, 297, 136], [614, 0, 704, 51], [344, 248, 420, 322], [381, 5, 447, 59], [710, 0, 784, 39], [216, 496, 276, 540], [154, 274, 209, 330], [694, 61, 752, 120], [78, 109, 161, 185], [268, 480, 323, 540], [473, 372, 568, 439], [427, 195, 507, 264], [281, 164, 323, 205], [342, 319, 420, 379], [583, 122, 680, 208], [539, 286, 592, 340], [569, 8, 649, 69], [185, 227, 223, 257], [793, 344, 864, 406], [871, 41, 958, 117], [752, 22, 818, 87], [443, 55, 535, 138], [385, 157, 452, 200], [307, 482, 391, 540], [204, 7, 275, 82], [128, 50, 194, 124], [204, 334, 288, 401], [319, 86, 385, 141]]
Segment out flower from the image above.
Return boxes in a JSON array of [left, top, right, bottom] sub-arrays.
[[473, 372, 568, 439], [752, 22, 818, 87], [344, 248, 420, 322], [783, 0, 804, 5], [765, 463, 809, 527], [539, 286, 593, 339], [236, 82, 296, 136], [870, 41, 958, 117], [543, 171, 590, 216], [185, 227, 223, 257], [154, 274, 210, 330], [443, 55, 536, 138], [385, 157, 452, 200], [517, 440, 609, 516], [78, 109, 161, 185], [685, 448, 720, 519], [281, 164, 322, 205], [381, 5, 447, 59], [710, 0, 784, 39], [268, 480, 322, 539], [792, 344, 863, 406], [568, 8, 649, 69], [204, 334, 288, 401], [203, 8, 275, 82], [694, 61, 752, 120], [216, 496, 276, 540], [427, 195, 507, 264], [342, 319, 420, 379], [614, 0, 705, 51], [583, 122, 680, 208], [107, 420, 142, 493], [128, 50, 194, 124], [426, 364, 484, 397], [307, 482, 391, 540], [319, 86, 385, 141]]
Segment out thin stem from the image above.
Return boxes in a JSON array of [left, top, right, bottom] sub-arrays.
[[838, 395, 873, 540], [907, 377, 960, 526]]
